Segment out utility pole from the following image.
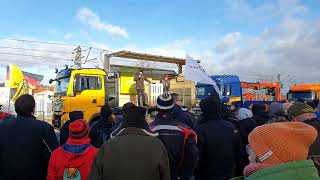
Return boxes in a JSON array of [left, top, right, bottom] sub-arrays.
[[73, 46, 82, 69], [103, 53, 111, 72], [277, 74, 281, 87]]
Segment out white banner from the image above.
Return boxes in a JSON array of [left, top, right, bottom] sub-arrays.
[[184, 54, 222, 98]]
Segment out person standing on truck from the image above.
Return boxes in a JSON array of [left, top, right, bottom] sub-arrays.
[[161, 75, 171, 93], [0, 94, 59, 180], [134, 69, 152, 106]]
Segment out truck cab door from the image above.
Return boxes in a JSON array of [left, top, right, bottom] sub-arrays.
[[69, 75, 102, 121]]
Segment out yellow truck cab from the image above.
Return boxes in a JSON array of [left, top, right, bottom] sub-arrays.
[[51, 68, 117, 128]]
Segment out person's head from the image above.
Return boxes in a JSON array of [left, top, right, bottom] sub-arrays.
[[122, 102, 135, 114], [248, 122, 317, 165], [156, 93, 174, 112], [164, 75, 169, 80], [122, 104, 149, 129], [170, 93, 182, 105], [14, 94, 35, 117], [69, 111, 84, 122], [69, 120, 89, 140], [251, 104, 268, 117], [138, 69, 143, 75], [288, 102, 316, 122], [237, 108, 253, 121], [268, 102, 286, 119], [200, 95, 221, 117], [100, 105, 113, 120]]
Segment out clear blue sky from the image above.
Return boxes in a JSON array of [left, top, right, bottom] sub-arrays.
[[0, 0, 320, 84]]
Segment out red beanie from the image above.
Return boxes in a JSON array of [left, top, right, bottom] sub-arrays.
[[69, 120, 89, 139]]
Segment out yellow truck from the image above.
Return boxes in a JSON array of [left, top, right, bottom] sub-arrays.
[[51, 50, 190, 128]]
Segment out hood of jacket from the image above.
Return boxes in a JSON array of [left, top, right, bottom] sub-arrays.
[[268, 102, 286, 119], [59, 138, 97, 167], [252, 104, 269, 118], [238, 108, 253, 121], [243, 160, 319, 180]]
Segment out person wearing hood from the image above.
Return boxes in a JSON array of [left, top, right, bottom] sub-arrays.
[[195, 95, 244, 180], [268, 102, 286, 120], [235, 108, 257, 167], [60, 110, 84, 145], [150, 93, 198, 180], [232, 122, 319, 180], [171, 93, 195, 129], [89, 104, 170, 180], [251, 104, 269, 126], [48, 120, 98, 180], [0, 94, 59, 180], [89, 105, 114, 148], [288, 102, 320, 175]]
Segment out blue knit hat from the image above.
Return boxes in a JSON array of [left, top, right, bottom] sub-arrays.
[[157, 93, 174, 110]]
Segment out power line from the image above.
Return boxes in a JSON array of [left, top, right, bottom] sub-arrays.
[[0, 37, 105, 51], [0, 52, 73, 61], [0, 46, 72, 54]]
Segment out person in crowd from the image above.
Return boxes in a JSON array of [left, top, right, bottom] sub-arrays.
[[0, 94, 59, 180], [134, 69, 152, 106], [307, 100, 320, 119], [195, 95, 245, 180], [48, 120, 98, 180], [283, 102, 293, 113], [221, 104, 238, 125], [288, 102, 320, 174], [89, 104, 170, 180], [171, 93, 195, 129], [251, 104, 269, 126], [89, 105, 114, 148], [60, 110, 84, 145], [232, 122, 319, 180], [235, 108, 257, 167], [150, 93, 198, 180], [268, 102, 286, 120], [181, 105, 196, 128], [161, 75, 171, 93]]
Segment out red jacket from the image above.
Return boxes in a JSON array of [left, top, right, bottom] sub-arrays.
[[47, 137, 98, 180]]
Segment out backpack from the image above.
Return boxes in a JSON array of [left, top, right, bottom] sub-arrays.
[[63, 168, 81, 180]]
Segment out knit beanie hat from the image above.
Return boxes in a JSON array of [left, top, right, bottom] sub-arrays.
[[200, 95, 221, 115], [157, 93, 174, 110], [248, 122, 317, 165], [69, 120, 89, 139], [69, 111, 84, 122], [288, 102, 315, 118]]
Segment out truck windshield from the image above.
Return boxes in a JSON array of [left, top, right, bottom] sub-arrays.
[[288, 92, 313, 101], [54, 78, 70, 96]]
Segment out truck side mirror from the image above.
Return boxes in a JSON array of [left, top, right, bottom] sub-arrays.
[[49, 79, 53, 84], [74, 75, 81, 93]]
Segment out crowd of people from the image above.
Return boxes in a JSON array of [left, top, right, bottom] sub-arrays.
[[1, 93, 320, 180]]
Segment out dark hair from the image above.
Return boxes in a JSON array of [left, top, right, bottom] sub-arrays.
[[138, 69, 143, 73], [14, 94, 35, 116]]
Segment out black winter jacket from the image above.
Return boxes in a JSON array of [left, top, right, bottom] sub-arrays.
[[89, 118, 113, 148], [0, 116, 59, 180], [150, 111, 198, 180], [195, 114, 244, 180]]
